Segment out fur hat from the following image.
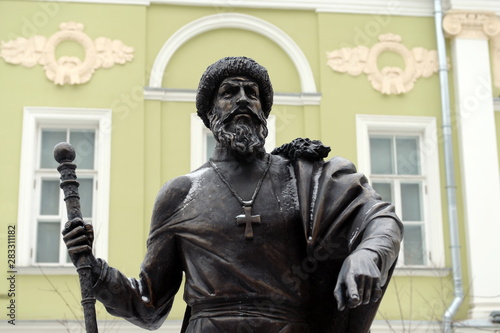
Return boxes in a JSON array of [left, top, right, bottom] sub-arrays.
[[196, 56, 273, 128]]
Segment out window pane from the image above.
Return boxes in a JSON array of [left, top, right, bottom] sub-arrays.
[[396, 137, 420, 175], [370, 137, 394, 174], [70, 130, 95, 169], [404, 224, 425, 265], [206, 133, 216, 161], [401, 183, 422, 221], [79, 178, 93, 218], [41, 130, 66, 168], [36, 222, 60, 263], [372, 182, 393, 203], [40, 180, 60, 215]]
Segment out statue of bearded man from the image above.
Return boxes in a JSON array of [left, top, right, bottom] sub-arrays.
[[63, 56, 403, 333]]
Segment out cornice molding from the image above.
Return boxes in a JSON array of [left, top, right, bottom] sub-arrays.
[[28, 0, 431, 16], [443, 10, 500, 39], [447, 1, 500, 15], [32, 0, 150, 5], [151, 0, 434, 17], [30, 0, 500, 16]]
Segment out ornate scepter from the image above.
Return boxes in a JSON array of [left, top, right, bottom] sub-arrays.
[[54, 142, 98, 333]]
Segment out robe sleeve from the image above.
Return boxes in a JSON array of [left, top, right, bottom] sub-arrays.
[[295, 156, 403, 333], [91, 176, 191, 330], [303, 156, 402, 282], [351, 216, 402, 286]]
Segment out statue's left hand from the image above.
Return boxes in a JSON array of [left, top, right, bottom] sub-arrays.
[[333, 250, 383, 311]]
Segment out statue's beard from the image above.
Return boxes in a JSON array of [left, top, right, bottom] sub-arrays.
[[210, 107, 268, 161]]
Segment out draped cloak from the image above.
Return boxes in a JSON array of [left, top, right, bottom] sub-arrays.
[[91, 153, 402, 332]]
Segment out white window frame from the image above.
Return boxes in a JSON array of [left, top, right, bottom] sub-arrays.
[[17, 107, 111, 271], [190, 114, 276, 170], [356, 114, 445, 271]]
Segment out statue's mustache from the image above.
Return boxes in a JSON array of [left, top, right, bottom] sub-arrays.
[[222, 107, 262, 125]]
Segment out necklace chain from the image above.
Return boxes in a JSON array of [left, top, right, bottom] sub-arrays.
[[209, 155, 272, 207]]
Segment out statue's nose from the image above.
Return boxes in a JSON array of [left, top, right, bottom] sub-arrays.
[[236, 88, 249, 106]]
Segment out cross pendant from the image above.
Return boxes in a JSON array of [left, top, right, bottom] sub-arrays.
[[236, 202, 261, 240]]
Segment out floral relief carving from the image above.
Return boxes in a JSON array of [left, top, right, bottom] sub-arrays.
[[327, 34, 438, 95], [0, 22, 134, 85]]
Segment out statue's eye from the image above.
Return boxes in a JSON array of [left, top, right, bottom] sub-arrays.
[[223, 87, 239, 98], [220, 89, 233, 99], [246, 87, 258, 99]]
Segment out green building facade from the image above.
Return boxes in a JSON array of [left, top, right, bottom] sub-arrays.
[[1, 1, 500, 332]]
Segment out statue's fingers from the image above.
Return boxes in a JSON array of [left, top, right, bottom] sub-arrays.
[[347, 275, 362, 308], [362, 277, 373, 304], [62, 225, 86, 243], [334, 281, 346, 311], [68, 244, 92, 255], [372, 280, 383, 303], [65, 234, 90, 249], [61, 218, 84, 236], [84, 224, 94, 242]]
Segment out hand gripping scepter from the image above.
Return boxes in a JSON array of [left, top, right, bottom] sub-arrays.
[[54, 142, 98, 333]]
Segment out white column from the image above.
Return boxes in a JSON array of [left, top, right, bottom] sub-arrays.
[[444, 11, 500, 319]]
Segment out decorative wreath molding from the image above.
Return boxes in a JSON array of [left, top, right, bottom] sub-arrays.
[[0, 22, 134, 85], [327, 34, 438, 95]]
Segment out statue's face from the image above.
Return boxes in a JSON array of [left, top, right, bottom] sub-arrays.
[[212, 76, 264, 124], [209, 76, 268, 161]]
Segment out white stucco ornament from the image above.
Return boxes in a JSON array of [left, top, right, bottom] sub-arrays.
[[0, 22, 134, 85], [327, 34, 439, 95], [443, 10, 500, 39]]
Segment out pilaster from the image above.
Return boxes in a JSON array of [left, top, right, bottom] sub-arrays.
[[443, 10, 500, 319]]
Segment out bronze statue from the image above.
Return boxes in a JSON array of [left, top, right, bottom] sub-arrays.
[[62, 56, 403, 332]]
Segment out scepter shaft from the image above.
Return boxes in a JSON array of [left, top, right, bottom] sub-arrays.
[[54, 142, 98, 333]]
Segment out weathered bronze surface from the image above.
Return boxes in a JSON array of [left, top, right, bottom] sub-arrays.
[[54, 142, 98, 333], [62, 57, 403, 332]]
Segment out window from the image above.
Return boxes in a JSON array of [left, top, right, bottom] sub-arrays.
[[356, 115, 444, 269], [36, 128, 96, 264], [190, 114, 276, 170], [370, 135, 426, 265], [18, 107, 111, 268]]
